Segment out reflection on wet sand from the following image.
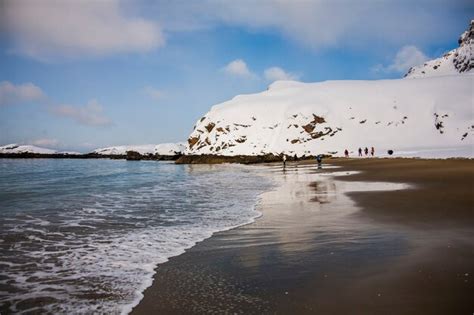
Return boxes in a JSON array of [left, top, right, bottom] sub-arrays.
[[232, 164, 410, 266], [133, 161, 474, 314]]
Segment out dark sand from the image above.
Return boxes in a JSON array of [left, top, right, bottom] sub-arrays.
[[132, 158, 474, 314]]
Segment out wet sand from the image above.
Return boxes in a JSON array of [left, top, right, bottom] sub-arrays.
[[132, 158, 474, 314]]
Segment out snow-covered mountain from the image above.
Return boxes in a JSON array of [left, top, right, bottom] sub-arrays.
[[0, 144, 58, 154], [0, 144, 82, 155], [185, 23, 473, 158], [405, 20, 473, 78], [93, 143, 186, 156]]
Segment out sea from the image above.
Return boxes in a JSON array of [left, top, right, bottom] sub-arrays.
[[0, 159, 272, 314]]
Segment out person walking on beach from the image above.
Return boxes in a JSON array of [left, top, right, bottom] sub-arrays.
[[316, 154, 323, 168], [282, 154, 287, 168], [358, 147, 362, 157], [371, 146, 375, 157], [344, 149, 349, 158], [364, 147, 369, 156]]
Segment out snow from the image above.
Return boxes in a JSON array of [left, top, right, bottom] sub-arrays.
[[378, 145, 473, 159], [57, 151, 82, 155], [154, 143, 187, 155], [404, 49, 472, 78], [186, 74, 474, 158], [0, 144, 57, 154], [186, 22, 473, 159], [405, 20, 473, 78], [93, 143, 186, 156]]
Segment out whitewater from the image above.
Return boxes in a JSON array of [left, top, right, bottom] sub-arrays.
[[0, 159, 272, 314]]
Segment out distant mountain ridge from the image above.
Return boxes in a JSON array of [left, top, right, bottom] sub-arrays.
[[0, 143, 186, 157], [0, 144, 79, 155], [92, 143, 186, 156]]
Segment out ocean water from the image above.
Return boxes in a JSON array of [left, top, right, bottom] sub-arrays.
[[0, 159, 272, 314]]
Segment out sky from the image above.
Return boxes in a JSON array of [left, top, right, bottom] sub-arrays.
[[0, 0, 473, 152]]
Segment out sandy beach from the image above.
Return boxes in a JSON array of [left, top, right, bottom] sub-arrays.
[[132, 158, 474, 314]]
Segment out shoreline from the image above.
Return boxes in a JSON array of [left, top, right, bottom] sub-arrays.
[[0, 153, 180, 160], [131, 158, 474, 314]]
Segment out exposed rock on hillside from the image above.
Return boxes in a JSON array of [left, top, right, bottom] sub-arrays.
[[405, 20, 473, 78]]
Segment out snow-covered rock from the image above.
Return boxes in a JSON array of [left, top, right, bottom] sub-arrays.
[[186, 75, 473, 158], [0, 144, 58, 154], [405, 20, 473, 78], [93, 143, 186, 156], [154, 143, 187, 155]]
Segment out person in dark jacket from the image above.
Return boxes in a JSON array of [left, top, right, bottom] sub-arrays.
[[316, 155, 322, 168], [344, 149, 349, 158], [364, 147, 369, 156], [371, 147, 375, 157], [358, 147, 362, 157]]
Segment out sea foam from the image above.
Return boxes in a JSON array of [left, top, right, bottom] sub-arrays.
[[0, 159, 272, 314]]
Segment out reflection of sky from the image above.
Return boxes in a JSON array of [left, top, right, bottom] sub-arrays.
[[232, 164, 411, 271]]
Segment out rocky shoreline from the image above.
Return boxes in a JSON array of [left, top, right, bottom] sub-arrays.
[[0, 151, 326, 164]]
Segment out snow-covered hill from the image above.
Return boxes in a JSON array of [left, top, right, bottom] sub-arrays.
[[0, 144, 82, 155], [186, 75, 473, 157], [93, 143, 186, 156], [185, 22, 474, 158], [405, 20, 473, 78], [0, 144, 58, 154]]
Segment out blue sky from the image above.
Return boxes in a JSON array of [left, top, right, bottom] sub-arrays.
[[0, 0, 473, 152]]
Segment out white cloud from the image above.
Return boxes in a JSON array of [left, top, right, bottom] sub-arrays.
[[0, 81, 45, 106], [52, 100, 112, 126], [145, 0, 466, 50], [1, 0, 164, 61], [373, 45, 429, 74], [264, 67, 299, 82], [388, 45, 429, 73], [223, 59, 256, 78], [31, 138, 59, 147], [143, 86, 164, 101]]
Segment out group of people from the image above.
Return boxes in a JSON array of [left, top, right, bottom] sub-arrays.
[[282, 146, 375, 169], [282, 154, 323, 169], [344, 147, 375, 158]]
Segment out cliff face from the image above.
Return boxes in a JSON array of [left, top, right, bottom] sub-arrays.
[[405, 20, 473, 78]]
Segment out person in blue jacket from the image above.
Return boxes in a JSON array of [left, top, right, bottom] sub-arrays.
[[316, 154, 322, 168]]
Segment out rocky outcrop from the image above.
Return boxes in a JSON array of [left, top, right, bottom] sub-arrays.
[[453, 20, 474, 73], [126, 151, 142, 161], [405, 20, 473, 78]]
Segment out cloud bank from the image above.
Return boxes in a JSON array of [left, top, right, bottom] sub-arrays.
[[1, 0, 164, 61], [149, 0, 471, 50]]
